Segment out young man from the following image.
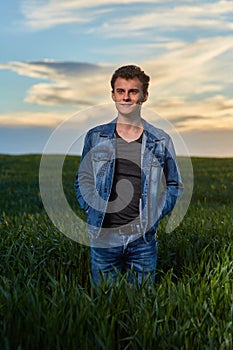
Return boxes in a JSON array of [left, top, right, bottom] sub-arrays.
[[75, 65, 183, 285]]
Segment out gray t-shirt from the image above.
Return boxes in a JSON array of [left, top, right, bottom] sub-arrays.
[[102, 131, 142, 228]]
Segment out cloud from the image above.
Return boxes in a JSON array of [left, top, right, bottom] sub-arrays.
[[20, 0, 161, 30], [19, 0, 233, 34], [0, 60, 102, 80], [1, 94, 233, 135], [1, 35, 232, 108], [24, 82, 106, 107], [142, 36, 233, 101], [0, 35, 232, 132], [0, 111, 66, 127], [150, 95, 233, 132], [0, 60, 113, 106], [181, 129, 233, 157], [20, 1, 91, 30], [87, 0, 233, 38]]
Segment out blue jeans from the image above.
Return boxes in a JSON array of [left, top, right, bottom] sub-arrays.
[[90, 232, 157, 285]]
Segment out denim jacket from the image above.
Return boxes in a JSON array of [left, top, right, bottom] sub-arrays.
[[75, 118, 183, 239]]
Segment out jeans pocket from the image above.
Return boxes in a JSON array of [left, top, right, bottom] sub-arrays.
[[143, 232, 156, 244]]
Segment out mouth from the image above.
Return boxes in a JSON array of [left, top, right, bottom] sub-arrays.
[[118, 103, 134, 106]]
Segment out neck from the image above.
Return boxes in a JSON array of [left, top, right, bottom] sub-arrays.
[[116, 119, 143, 142], [117, 113, 142, 127]]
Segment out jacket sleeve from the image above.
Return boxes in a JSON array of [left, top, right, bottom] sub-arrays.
[[159, 136, 184, 221], [74, 131, 94, 213]]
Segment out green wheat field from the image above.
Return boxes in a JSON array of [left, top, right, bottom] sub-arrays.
[[0, 154, 232, 350]]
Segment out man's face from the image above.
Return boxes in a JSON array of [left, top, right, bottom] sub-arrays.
[[112, 77, 148, 116]]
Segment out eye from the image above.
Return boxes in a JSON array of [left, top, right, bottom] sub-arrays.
[[116, 89, 124, 94], [130, 89, 139, 95]]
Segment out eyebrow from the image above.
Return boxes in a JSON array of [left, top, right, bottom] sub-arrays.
[[115, 88, 140, 92]]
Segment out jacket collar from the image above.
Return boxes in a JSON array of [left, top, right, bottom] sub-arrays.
[[142, 119, 163, 142], [100, 118, 117, 137]]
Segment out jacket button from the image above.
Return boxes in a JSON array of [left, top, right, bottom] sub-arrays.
[[104, 188, 108, 193], [98, 213, 102, 218]]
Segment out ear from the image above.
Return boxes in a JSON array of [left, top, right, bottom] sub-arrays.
[[138, 92, 148, 104], [143, 92, 148, 102], [112, 91, 116, 102]]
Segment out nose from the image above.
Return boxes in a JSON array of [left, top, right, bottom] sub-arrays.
[[123, 91, 130, 101]]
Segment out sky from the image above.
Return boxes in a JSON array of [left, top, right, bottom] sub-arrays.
[[0, 0, 233, 157]]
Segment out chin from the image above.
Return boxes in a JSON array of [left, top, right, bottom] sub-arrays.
[[116, 103, 140, 116]]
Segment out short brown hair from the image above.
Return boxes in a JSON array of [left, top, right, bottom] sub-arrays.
[[111, 65, 150, 95]]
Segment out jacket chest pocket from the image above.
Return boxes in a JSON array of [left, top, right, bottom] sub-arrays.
[[150, 154, 164, 184], [92, 151, 112, 180]]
